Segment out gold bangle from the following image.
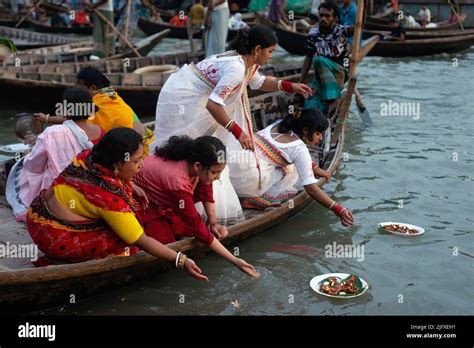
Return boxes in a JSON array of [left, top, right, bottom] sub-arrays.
[[178, 253, 187, 269], [45, 114, 50, 124], [225, 119, 234, 130], [329, 201, 336, 210]]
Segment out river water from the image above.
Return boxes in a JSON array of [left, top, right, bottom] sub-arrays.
[[1, 39, 473, 315]]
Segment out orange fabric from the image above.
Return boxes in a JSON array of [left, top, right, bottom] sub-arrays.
[[88, 87, 134, 132]]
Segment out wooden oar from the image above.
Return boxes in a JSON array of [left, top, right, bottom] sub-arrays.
[[354, 87, 372, 126], [93, 8, 142, 58], [447, 0, 464, 30], [185, 15, 195, 54], [123, 0, 132, 41], [332, 0, 365, 143]]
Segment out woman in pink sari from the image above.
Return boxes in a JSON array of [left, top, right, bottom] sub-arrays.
[[134, 136, 260, 277], [6, 88, 104, 221]]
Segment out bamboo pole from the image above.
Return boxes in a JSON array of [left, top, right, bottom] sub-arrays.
[[15, 0, 44, 28], [447, 0, 464, 30], [93, 8, 142, 58], [185, 14, 195, 54], [349, 0, 365, 78], [124, 0, 132, 41], [332, 0, 365, 143]]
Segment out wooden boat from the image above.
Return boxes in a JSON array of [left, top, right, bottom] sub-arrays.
[[273, 24, 308, 55], [364, 20, 459, 31], [0, 60, 303, 114], [362, 28, 474, 40], [0, 13, 29, 27], [0, 33, 377, 313], [0, 84, 345, 314], [28, 18, 93, 35], [367, 34, 474, 56], [2, 29, 170, 66], [138, 17, 202, 39], [0, 25, 78, 50], [274, 24, 473, 57], [15, 39, 94, 56], [4, 49, 205, 73], [137, 17, 239, 41]]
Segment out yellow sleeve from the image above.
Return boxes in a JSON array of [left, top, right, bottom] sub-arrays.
[[54, 184, 143, 244], [99, 209, 144, 244]]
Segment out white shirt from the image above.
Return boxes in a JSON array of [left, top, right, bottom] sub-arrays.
[[418, 8, 431, 22], [195, 52, 265, 106], [404, 15, 418, 28], [213, 0, 229, 11], [258, 122, 318, 187]]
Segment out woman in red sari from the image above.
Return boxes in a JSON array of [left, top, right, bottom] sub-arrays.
[[134, 136, 260, 278], [26, 128, 207, 281]]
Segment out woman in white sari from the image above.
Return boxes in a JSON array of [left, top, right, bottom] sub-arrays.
[[231, 108, 355, 227], [6, 88, 104, 222], [152, 25, 312, 226]]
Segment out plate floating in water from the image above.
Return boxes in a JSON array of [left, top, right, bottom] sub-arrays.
[[310, 273, 368, 299], [0, 143, 31, 154], [378, 222, 425, 236]]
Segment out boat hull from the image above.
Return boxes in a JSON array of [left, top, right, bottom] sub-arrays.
[[368, 34, 474, 56]]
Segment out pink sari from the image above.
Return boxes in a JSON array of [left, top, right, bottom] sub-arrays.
[[6, 121, 93, 221]]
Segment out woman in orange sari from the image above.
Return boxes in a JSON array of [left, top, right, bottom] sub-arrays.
[[26, 128, 207, 281]]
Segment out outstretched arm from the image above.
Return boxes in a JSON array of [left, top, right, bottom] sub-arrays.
[[135, 234, 209, 281], [257, 77, 313, 98], [304, 183, 354, 226]]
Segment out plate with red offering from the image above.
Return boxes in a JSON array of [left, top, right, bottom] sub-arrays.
[[378, 222, 425, 236], [310, 273, 369, 299]]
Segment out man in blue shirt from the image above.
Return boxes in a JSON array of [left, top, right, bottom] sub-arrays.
[[339, 0, 357, 45]]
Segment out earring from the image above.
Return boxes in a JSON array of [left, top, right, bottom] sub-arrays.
[[114, 167, 119, 177]]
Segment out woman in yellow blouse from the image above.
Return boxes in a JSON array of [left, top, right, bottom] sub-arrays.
[[26, 128, 207, 281]]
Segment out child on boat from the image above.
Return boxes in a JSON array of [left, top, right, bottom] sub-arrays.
[[133, 135, 260, 278], [26, 128, 208, 281], [231, 108, 354, 227]]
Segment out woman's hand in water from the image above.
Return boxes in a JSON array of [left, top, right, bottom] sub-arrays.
[[340, 208, 354, 227], [238, 132, 255, 151], [234, 258, 260, 278], [184, 258, 209, 281], [315, 167, 332, 181]]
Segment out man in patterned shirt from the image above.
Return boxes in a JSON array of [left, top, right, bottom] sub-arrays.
[[299, 1, 354, 116]]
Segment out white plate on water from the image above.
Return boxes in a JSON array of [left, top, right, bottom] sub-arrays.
[[378, 222, 425, 236], [310, 273, 369, 299], [0, 143, 31, 154]]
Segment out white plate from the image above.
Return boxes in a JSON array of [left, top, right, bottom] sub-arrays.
[[310, 273, 369, 299], [0, 143, 31, 154], [378, 222, 425, 236]]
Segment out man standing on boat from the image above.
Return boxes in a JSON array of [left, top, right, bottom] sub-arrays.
[[299, 1, 353, 117], [204, 0, 230, 57], [88, 0, 115, 57], [339, 0, 356, 45]]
